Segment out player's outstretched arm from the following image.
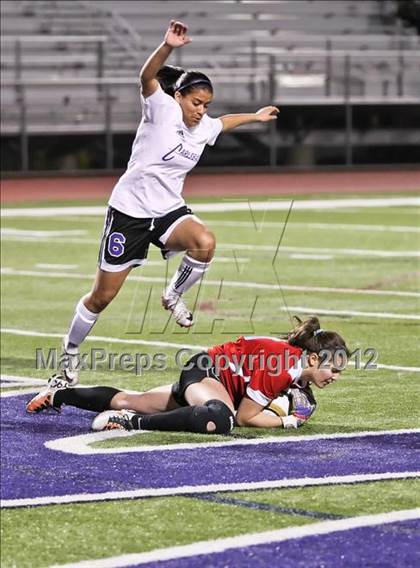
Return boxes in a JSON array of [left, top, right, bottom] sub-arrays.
[[236, 394, 314, 429], [139, 20, 192, 98], [219, 106, 279, 132], [236, 396, 283, 428]]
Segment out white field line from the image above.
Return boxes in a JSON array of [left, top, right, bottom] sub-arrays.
[[2, 230, 419, 259], [3, 472, 419, 510], [2, 328, 420, 372], [2, 197, 420, 218], [0, 236, 87, 242], [280, 305, 420, 321], [218, 243, 420, 258], [4, 222, 420, 236], [2, 267, 419, 298], [209, 221, 420, 234], [36, 263, 79, 270], [0, 228, 87, 237], [1, 236, 100, 244], [367, 363, 420, 372], [1, 206, 107, 218], [213, 256, 250, 263], [290, 254, 333, 260], [2, 227, 419, 259], [0, 327, 207, 351], [0, 377, 140, 399], [4, 268, 419, 319], [1, 387, 47, 397], [0, 375, 48, 397], [0, 375, 47, 388], [51, 508, 420, 568], [3, 233, 419, 258], [45, 428, 420, 456]]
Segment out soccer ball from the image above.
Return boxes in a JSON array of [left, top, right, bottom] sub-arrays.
[[263, 393, 290, 417]]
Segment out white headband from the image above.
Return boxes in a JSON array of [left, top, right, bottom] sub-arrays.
[[313, 328, 324, 337]]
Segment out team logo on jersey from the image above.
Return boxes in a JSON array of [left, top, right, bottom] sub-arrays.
[[162, 143, 199, 163], [177, 129, 185, 138]]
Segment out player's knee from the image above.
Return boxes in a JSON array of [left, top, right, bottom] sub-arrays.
[[192, 399, 234, 434], [189, 230, 216, 262], [110, 392, 130, 410], [200, 230, 216, 253]]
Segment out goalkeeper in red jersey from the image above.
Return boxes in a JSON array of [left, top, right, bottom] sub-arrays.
[[27, 316, 348, 434]]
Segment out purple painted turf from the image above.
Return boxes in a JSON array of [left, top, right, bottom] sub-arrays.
[[1, 395, 420, 501], [138, 519, 420, 568]]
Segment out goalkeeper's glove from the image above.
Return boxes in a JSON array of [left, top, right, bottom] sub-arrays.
[[282, 414, 300, 429], [282, 386, 317, 429]]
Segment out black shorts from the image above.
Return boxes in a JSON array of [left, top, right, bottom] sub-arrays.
[[98, 205, 194, 272], [172, 352, 220, 407]]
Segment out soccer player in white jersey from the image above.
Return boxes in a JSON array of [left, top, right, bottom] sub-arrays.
[[29, 317, 349, 434], [61, 21, 279, 384]]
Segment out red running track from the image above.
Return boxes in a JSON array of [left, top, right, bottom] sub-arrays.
[[1, 170, 420, 203]]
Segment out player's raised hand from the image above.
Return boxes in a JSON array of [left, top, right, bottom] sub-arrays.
[[255, 106, 280, 122], [164, 20, 192, 48]]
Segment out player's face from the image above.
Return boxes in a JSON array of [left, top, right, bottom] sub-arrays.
[[307, 352, 345, 389], [310, 365, 341, 389], [175, 88, 213, 128]]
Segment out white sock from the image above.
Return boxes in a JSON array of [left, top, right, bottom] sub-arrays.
[[65, 297, 99, 351], [165, 254, 211, 296]]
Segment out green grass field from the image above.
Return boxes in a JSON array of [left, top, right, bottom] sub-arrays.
[[1, 191, 419, 567]]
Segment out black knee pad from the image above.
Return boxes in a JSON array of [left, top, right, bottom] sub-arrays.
[[192, 399, 234, 434]]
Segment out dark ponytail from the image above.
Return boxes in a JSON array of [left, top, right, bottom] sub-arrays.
[[156, 65, 185, 97], [286, 316, 349, 358], [156, 67, 213, 98]]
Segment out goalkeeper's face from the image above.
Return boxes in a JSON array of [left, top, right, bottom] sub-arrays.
[[307, 351, 346, 389]]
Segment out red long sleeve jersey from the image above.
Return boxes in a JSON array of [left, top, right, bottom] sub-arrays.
[[207, 336, 303, 409]]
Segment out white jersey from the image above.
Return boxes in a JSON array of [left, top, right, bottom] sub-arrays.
[[109, 86, 223, 218]]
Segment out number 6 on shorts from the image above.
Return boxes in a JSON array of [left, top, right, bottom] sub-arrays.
[[108, 232, 126, 258]]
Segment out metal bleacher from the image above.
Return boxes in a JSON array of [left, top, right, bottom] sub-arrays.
[[1, 0, 419, 135]]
